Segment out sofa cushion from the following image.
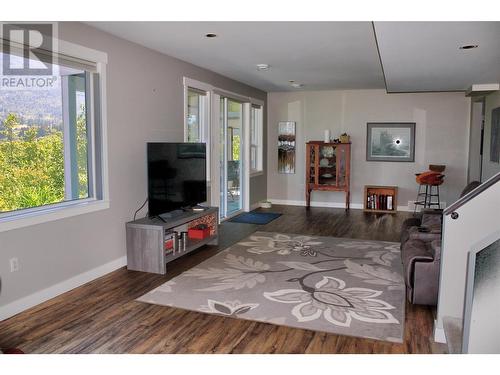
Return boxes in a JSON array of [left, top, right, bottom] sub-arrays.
[[400, 217, 422, 246], [421, 213, 442, 229], [408, 226, 441, 242]]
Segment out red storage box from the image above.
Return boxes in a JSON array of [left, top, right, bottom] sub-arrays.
[[188, 227, 211, 239], [188, 228, 210, 240]]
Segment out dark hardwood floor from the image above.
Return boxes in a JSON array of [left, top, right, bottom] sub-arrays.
[[0, 205, 447, 354]]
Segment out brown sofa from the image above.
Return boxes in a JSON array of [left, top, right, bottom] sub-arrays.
[[400, 180, 482, 306]]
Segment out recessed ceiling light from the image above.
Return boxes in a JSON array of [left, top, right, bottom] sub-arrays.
[[459, 44, 479, 50], [256, 64, 270, 71], [205, 33, 218, 38], [291, 83, 304, 88]]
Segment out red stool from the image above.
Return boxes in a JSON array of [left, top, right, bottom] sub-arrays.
[[414, 171, 445, 212]]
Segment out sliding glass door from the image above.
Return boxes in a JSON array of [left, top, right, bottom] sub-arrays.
[[219, 97, 243, 219]]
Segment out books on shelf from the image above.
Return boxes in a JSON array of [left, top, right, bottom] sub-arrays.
[[366, 193, 394, 211]]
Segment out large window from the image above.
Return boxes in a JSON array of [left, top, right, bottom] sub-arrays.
[[186, 88, 207, 142], [250, 104, 263, 174], [0, 45, 106, 224]]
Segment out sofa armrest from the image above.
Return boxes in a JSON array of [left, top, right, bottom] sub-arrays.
[[401, 239, 435, 287]]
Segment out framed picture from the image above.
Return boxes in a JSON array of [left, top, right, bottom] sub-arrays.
[[366, 122, 416, 162], [278, 121, 296, 173]]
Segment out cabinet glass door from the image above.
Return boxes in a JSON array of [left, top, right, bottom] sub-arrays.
[[338, 146, 346, 187], [318, 145, 337, 185]]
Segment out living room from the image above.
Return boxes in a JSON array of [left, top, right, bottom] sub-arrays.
[[1, 0, 500, 370]]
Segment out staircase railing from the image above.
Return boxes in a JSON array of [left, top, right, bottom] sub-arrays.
[[444, 172, 500, 217]]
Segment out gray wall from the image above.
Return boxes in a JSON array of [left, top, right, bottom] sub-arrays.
[[0, 22, 266, 308], [267, 89, 470, 209], [482, 91, 500, 181], [467, 101, 484, 183]]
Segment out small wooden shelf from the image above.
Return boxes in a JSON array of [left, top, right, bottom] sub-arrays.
[[364, 185, 398, 213]]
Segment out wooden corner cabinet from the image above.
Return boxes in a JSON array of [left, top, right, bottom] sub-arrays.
[[126, 207, 218, 274], [306, 141, 351, 209], [363, 185, 398, 213]]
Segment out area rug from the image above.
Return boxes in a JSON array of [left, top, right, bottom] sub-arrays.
[[229, 212, 282, 225], [137, 232, 405, 342]]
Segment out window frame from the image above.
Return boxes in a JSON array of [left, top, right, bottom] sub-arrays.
[[0, 37, 109, 233], [185, 87, 207, 143], [249, 102, 264, 176], [183, 77, 212, 181]]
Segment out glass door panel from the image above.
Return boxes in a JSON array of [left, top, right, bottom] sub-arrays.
[[219, 98, 226, 217], [219, 97, 243, 219], [338, 146, 346, 187], [227, 100, 242, 215], [318, 145, 337, 185]]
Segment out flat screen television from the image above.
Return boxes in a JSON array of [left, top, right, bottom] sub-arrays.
[[147, 142, 206, 217]]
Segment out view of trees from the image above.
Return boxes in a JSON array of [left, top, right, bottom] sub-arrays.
[[232, 134, 241, 161], [0, 111, 88, 213]]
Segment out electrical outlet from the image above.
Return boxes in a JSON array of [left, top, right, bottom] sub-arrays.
[[9, 257, 19, 272]]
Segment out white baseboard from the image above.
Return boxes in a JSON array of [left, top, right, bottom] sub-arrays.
[[268, 198, 412, 212], [249, 202, 261, 211], [434, 320, 447, 344], [397, 205, 412, 212], [269, 199, 362, 209], [0, 256, 127, 321]]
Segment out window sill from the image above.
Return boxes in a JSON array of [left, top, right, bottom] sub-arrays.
[[0, 199, 110, 233], [250, 170, 264, 177]]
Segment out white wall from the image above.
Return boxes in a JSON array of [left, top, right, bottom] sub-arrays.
[[481, 91, 500, 180], [0, 22, 266, 318], [267, 90, 470, 209]]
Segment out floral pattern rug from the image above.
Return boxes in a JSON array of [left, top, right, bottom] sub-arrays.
[[137, 232, 405, 342]]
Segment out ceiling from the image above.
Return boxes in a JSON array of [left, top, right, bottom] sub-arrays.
[[373, 22, 500, 92], [87, 22, 385, 92], [87, 21, 500, 93]]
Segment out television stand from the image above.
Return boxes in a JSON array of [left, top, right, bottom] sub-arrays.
[[126, 207, 218, 274]]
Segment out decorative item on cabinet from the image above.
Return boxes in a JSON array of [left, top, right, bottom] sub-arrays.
[[339, 133, 350, 143], [324, 130, 331, 143]]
